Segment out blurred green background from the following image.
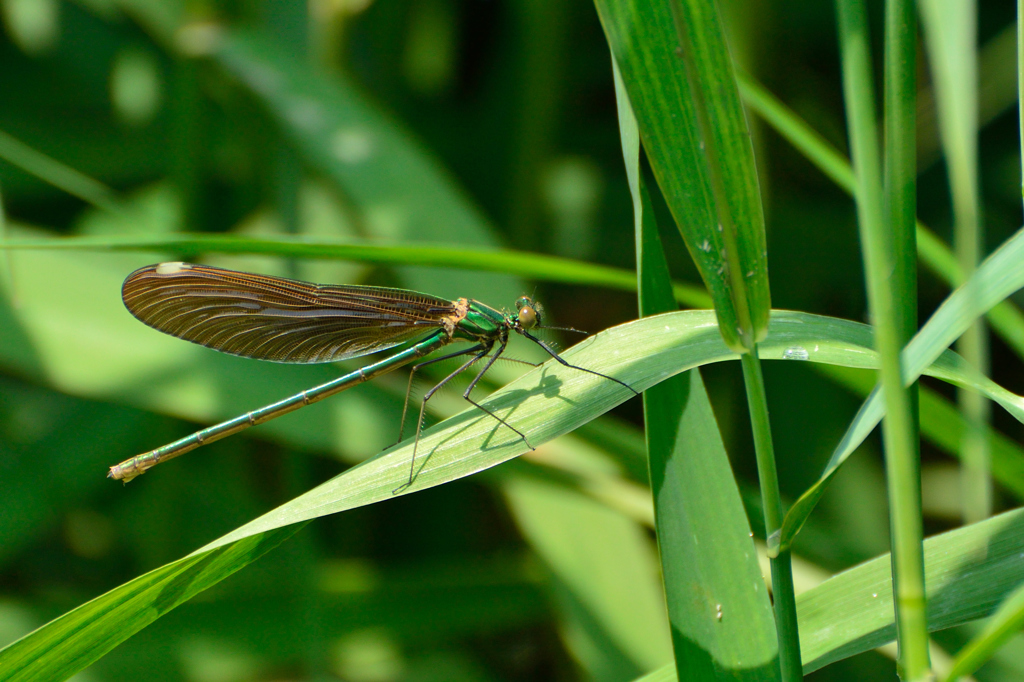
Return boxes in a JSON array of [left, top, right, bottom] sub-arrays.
[[1, 1, 1022, 680]]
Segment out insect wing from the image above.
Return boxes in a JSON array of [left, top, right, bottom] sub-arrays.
[[122, 263, 457, 363]]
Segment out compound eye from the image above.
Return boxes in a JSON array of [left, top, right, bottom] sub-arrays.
[[517, 304, 538, 329], [515, 296, 542, 329]]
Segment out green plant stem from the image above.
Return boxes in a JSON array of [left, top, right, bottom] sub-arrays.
[[737, 72, 1024, 362], [919, 0, 990, 524], [740, 350, 801, 681], [959, 334, 992, 524], [884, 11, 925, 658], [0, 130, 122, 214], [884, 0, 917, 356], [949, 12, 991, 524], [882, 0, 930, 672], [0, 184, 11, 303], [0, 233, 714, 309], [836, 0, 931, 679]]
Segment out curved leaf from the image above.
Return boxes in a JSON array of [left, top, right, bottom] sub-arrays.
[[779, 225, 1024, 551], [3, 306, 1021, 680]]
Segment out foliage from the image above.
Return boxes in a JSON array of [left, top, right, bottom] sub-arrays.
[[0, 1, 1023, 681]]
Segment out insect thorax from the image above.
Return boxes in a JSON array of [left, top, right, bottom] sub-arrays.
[[453, 300, 507, 341]]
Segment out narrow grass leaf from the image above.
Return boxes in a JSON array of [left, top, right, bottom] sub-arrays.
[[0, 525, 302, 682], [0, 129, 122, 214], [0, 232, 712, 309], [616, 59, 777, 681], [594, 0, 769, 352], [779, 225, 1024, 550], [819, 364, 1024, 501], [799, 508, 1024, 672], [943, 580, 1024, 681]]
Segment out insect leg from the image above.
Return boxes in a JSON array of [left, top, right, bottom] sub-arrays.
[[519, 330, 639, 396], [397, 343, 487, 444], [394, 344, 492, 494], [458, 337, 533, 447]]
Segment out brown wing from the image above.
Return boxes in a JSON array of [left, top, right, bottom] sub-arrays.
[[122, 262, 457, 364]]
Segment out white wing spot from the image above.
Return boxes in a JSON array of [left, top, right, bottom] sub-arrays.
[[156, 262, 192, 275]]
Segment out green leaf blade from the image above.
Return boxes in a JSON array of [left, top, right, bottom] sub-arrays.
[[595, 0, 769, 352], [616, 60, 778, 680]]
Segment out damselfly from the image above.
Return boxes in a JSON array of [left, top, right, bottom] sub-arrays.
[[108, 262, 637, 489]]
